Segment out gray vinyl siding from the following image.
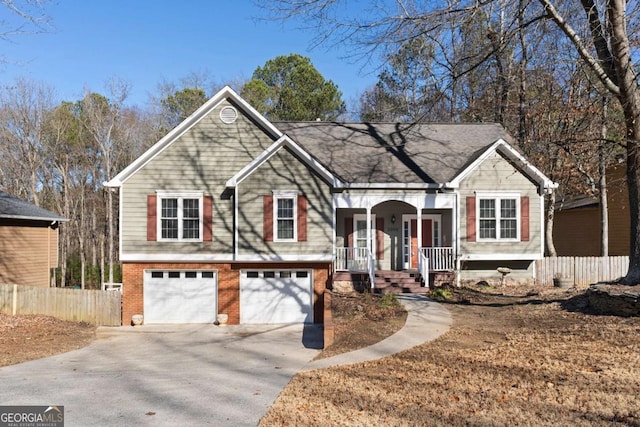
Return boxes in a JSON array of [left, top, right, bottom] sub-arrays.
[[238, 148, 333, 257], [459, 260, 534, 280], [120, 100, 276, 255], [458, 151, 542, 256], [237, 148, 333, 256]]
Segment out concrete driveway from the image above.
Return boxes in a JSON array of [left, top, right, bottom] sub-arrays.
[[0, 323, 323, 426]]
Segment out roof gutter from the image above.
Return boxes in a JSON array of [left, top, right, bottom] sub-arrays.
[[335, 182, 454, 190], [0, 214, 69, 222]]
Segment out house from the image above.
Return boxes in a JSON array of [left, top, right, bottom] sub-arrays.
[[105, 86, 557, 326], [0, 191, 67, 287], [553, 163, 629, 256], [553, 196, 601, 256]]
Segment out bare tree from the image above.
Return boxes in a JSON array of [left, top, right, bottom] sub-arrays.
[[0, 0, 54, 62], [79, 78, 130, 286], [0, 77, 53, 202], [261, 0, 640, 284]]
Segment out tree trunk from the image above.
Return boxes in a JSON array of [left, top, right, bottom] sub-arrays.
[[100, 232, 105, 287], [108, 183, 114, 284], [545, 190, 558, 256], [599, 97, 609, 257], [608, 0, 640, 284], [623, 121, 640, 284]]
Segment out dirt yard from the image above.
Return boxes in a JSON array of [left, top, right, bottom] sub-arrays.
[[261, 285, 640, 426], [0, 313, 96, 367], [318, 292, 408, 360]]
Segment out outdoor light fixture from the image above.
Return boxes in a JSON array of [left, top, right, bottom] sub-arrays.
[[391, 214, 396, 224]]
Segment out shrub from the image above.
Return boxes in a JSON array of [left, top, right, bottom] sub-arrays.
[[430, 288, 452, 301]]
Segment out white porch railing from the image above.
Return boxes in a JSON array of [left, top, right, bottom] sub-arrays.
[[419, 247, 455, 271], [418, 251, 430, 288], [335, 247, 370, 271], [335, 247, 376, 287], [102, 282, 122, 292], [367, 251, 376, 288]]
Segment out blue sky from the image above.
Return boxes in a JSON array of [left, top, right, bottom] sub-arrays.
[[0, 1, 378, 111]]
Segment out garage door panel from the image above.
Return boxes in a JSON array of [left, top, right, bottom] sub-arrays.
[[144, 271, 217, 324], [240, 270, 312, 324]]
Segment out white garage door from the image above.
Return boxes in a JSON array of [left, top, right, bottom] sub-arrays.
[[144, 270, 217, 323], [240, 270, 313, 323]]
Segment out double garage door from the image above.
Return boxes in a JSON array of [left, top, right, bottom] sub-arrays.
[[143, 269, 312, 324]]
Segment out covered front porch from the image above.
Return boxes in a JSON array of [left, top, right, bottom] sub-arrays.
[[332, 194, 458, 289]]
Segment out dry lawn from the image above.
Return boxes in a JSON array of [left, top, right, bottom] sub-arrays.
[[261, 285, 640, 426], [318, 292, 408, 360], [0, 313, 96, 366]]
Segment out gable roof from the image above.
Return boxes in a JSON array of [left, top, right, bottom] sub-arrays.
[[105, 85, 556, 191], [0, 191, 67, 222], [276, 122, 514, 184], [225, 135, 342, 188], [448, 138, 558, 190], [276, 122, 555, 189], [105, 86, 282, 188]]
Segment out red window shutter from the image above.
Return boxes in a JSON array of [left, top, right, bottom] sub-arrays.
[[376, 217, 385, 260], [203, 196, 213, 241], [521, 196, 530, 241], [264, 195, 273, 242], [297, 194, 307, 241], [147, 194, 157, 241], [466, 196, 476, 242], [345, 217, 353, 247]]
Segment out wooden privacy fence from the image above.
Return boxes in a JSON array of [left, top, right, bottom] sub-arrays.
[[535, 256, 629, 288], [0, 284, 121, 326]]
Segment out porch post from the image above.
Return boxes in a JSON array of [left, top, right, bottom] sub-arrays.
[[416, 208, 422, 260], [366, 207, 372, 257]]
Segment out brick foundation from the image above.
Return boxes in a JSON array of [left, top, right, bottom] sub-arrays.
[[121, 261, 330, 326], [323, 290, 334, 348]]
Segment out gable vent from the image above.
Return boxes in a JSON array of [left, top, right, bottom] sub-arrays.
[[220, 106, 238, 124]]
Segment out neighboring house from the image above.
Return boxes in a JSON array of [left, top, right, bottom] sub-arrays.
[[106, 86, 556, 326], [0, 191, 67, 287], [553, 196, 601, 256], [553, 163, 630, 256]]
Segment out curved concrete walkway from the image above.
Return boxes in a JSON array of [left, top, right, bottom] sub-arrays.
[[305, 294, 452, 371]]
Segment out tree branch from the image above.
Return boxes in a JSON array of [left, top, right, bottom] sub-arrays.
[[538, 0, 620, 96]]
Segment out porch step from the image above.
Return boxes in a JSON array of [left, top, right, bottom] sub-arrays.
[[373, 270, 428, 295]]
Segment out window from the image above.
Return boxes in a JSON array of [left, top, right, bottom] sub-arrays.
[[353, 214, 376, 249], [273, 192, 297, 241], [158, 192, 203, 241], [477, 194, 519, 240]]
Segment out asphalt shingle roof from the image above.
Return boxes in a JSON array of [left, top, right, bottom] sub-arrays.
[[0, 191, 66, 222], [275, 122, 514, 184]]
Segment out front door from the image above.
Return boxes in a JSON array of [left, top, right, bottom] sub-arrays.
[[403, 216, 440, 269]]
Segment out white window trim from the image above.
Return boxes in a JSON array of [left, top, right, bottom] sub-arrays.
[[353, 214, 376, 250], [475, 192, 520, 242], [273, 190, 298, 242], [156, 191, 204, 242]]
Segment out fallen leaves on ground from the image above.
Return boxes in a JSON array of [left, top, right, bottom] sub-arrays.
[[261, 285, 640, 427], [0, 313, 96, 367], [316, 292, 407, 360]]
